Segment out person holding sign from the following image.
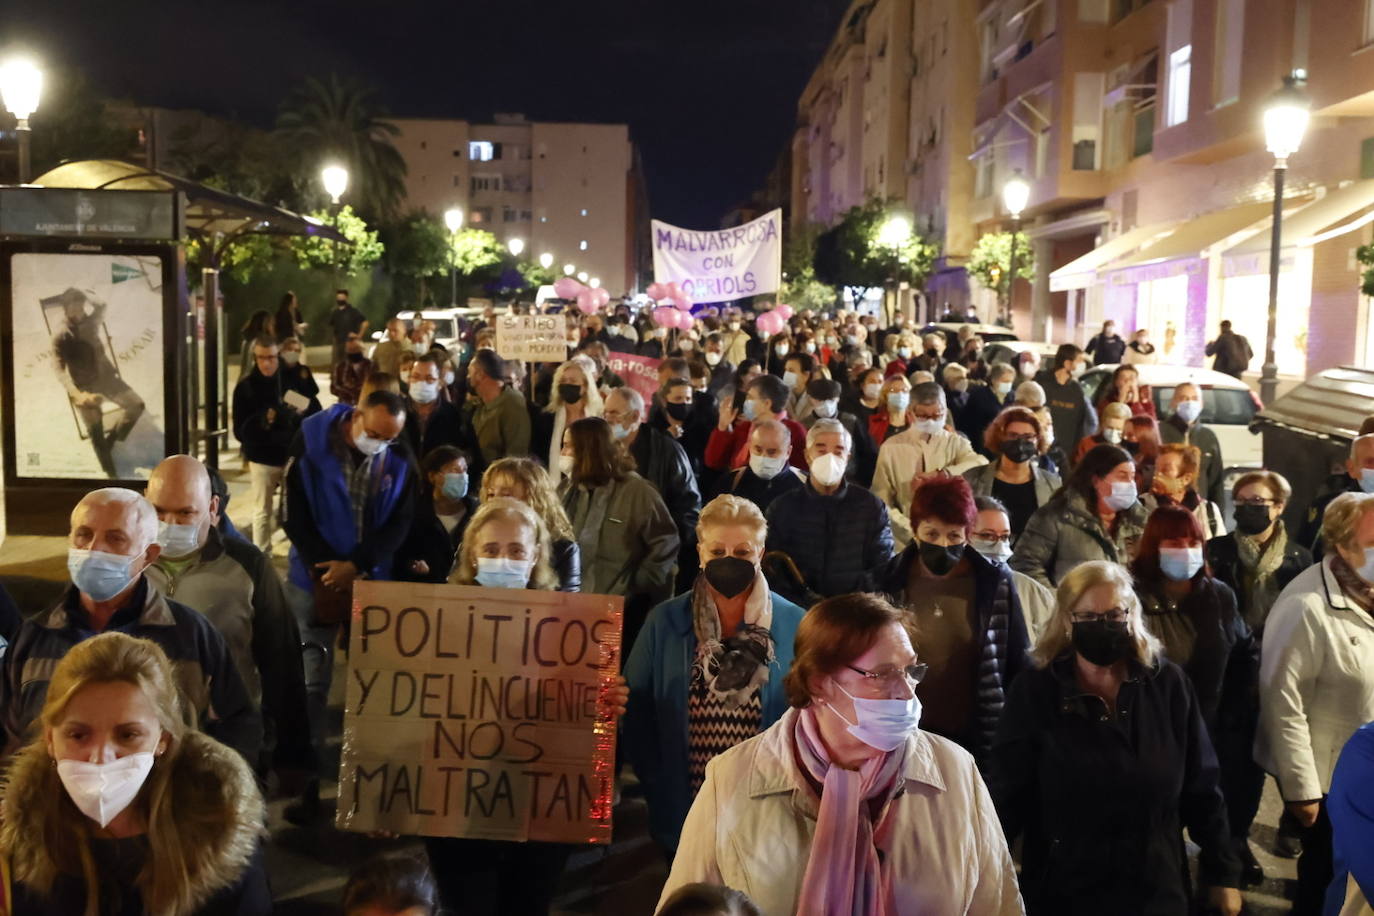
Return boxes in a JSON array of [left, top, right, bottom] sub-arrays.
[[478, 457, 582, 591], [533, 356, 604, 485], [0, 633, 271, 915], [662, 593, 1022, 915], [423, 497, 626, 914], [560, 417, 680, 650], [624, 495, 805, 857]]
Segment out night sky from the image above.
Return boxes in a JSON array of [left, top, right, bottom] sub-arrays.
[[2, 0, 848, 227]]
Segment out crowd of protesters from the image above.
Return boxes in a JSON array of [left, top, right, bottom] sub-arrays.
[[0, 296, 1368, 916]]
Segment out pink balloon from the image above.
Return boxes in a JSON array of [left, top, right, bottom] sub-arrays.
[[775, 304, 794, 320], [755, 312, 781, 337], [555, 277, 584, 299], [675, 309, 694, 330], [666, 281, 682, 300], [594, 287, 611, 308], [646, 282, 667, 300], [652, 306, 677, 328], [673, 294, 692, 311], [576, 290, 596, 314]]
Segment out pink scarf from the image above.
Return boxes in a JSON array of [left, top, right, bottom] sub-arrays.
[[794, 706, 907, 916]]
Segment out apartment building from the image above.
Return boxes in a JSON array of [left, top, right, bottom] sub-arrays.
[[973, 0, 1374, 378], [790, 0, 984, 315], [392, 115, 649, 295]]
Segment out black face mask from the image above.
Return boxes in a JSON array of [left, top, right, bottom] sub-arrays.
[[1072, 619, 1135, 667], [557, 383, 583, 404], [703, 556, 756, 598], [347, 351, 364, 362], [918, 540, 965, 576], [1122, 439, 1141, 455], [1233, 504, 1273, 536], [1000, 438, 1038, 464], [666, 402, 693, 422], [925, 348, 940, 358]]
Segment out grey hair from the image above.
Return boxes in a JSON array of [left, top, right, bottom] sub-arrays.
[[988, 363, 1015, 383], [806, 417, 852, 452], [75, 487, 159, 549], [911, 381, 946, 407], [609, 385, 645, 419], [1015, 380, 1046, 408]]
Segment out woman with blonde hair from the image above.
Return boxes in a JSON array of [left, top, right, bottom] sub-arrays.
[[533, 354, 604, 483], [0, 632, 270, 916], [989, 560, 1242, 915], [479, 456, 581, 591], [624, 495, 806, 857], [449, 497, 560, 591]]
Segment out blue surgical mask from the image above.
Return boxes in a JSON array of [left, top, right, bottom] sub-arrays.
[[1175, 399, 1202, 424], [1356, 546, 1374, 583], [1104, 480, 1138, 511], [409, 380, 440, 404], [826, 678, 922, 752], [742, 399, 760, 421], [1360, 468, 1374, 494], [68, 548, 139, 602], [610, 421, 633, 441], [156, 520, 202, 560], [441, 472, 469, 500], [994, 381, 1012, 399], [474, 556, 534, 589], [887, 391, 910, 412], [1159, 546, 1204, 581]]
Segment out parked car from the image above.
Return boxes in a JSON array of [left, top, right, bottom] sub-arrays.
[[369, 307, 478, 351], [1080, 363, 1264, 515], [919, 321, 1019, 343], [983, 340, 1060, 367]]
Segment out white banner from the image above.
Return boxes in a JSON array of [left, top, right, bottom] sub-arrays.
[[651, 208, 782, 303]]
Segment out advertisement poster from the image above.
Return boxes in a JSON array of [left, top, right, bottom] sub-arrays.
[[651, 208, 782, 303], [10, 252, 166, 480], [336, 581, 624, 844]]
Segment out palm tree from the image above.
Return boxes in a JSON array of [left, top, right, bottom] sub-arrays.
[[276, 73, 408, 222]]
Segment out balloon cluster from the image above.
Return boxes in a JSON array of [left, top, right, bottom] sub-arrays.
[[646, 280, 694, 330], [754, 303, 794, 338], [554, 277, 610, 315]]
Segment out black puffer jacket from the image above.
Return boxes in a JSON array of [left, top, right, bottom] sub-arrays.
[[871, 545, 1030, 761], [628, 424, 702, 547], [764, 480, 893, 599]]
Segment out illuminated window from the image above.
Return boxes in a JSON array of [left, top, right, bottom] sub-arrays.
[[1166, 45, 1191, 126], [469, 141, 494, 161]]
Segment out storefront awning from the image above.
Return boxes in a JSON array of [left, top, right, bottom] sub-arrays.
[[1105, 200, 1281, 275], [1048, 219, 1180, 291], [1226, 179, 1374, 257]]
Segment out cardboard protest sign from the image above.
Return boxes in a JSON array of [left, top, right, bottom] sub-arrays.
[[602, 352, 660, 420], [336, 582, 623, 845], [651, 208, 782, 303], [495, 313, 567, 362]]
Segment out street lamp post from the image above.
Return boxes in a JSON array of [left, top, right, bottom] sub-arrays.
[[1260, 76, 1310, 407], [1001, 170, 1031, 328], [0, 57, 43, 184], [876, 213, 913, 324], [444, 207, 463, 307], [321, 164, 349, 294]]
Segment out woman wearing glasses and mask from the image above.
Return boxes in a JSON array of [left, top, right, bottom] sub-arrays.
[[989, 560, 1243, 916], [663, 593, 1022, 916], [623, 495, 805, 858], [871, 476, 1030, 764]]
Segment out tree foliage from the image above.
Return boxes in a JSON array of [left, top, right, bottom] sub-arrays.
[[1357, 243, 1374, 298], [813, 199, 936, 304], [383, 213, 452, 279], [292, 206, 384, 276], [779, 222, 837, 311], [275, 73, 408, 222], [27, 71, 138, 177], [450, 228, 505, 276], [967, 231, 1035, 303]]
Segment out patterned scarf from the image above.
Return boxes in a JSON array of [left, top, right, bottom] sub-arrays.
[[1330, 553, 1374, 618], [1235, 522, 1288, 630], [690, 571, 774, 708], [794, 706, 906, 916]]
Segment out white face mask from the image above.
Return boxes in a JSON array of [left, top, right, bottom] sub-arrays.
[[863, 383, 882, 400], [775, 344, 790, 357], [353, 429, 389, 457], [282, 351, 301, 367], [1104, 479, 1138, 510], [971, 537, 1013, 564], [1159, 546, 1205, 581], [803, 342, 816, 354], [156, 520, 203, 560], [444, 370, 456, 386], [679, 339, 695, 351], [558, 454, 576, 476], [56, 752, 157, 828], [1176, 399, 1202, 424], [474, 556, 534, 589], [813, 399, 838, 419], [1020, 363, 1037, 379], [1355, 546, 1374, 583], [914, 417, 944, 436], [728, 321, 741, 332], [409, 380, 440, 404], [887, 391, 910, 412], [994, 381, 1012, 398], [810, 452, 847, 487], [782, 371, 800, 390], [749, 453, 788, 480], [705, 351, 723, 366], [826, 679, 922, 752], [1103, 427, 1123, 444]]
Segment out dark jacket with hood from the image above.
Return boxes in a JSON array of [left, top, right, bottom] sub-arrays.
[[1011, 489, 1148, 589], [764, 479, 894, 599], [989, 656, 1241, 915], [231, 368, 298, 467], [872, 544, 1031, 761], [628, 423, 702, 548], [1, 731, 271, 915]]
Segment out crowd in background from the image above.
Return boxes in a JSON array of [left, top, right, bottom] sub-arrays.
[[0, 292, 1369, 916]]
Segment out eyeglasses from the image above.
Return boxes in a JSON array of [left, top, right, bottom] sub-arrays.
[[1235, 498, 1277, 508], [846, 662, 929, 686], [972, 532, 1011, 544], [1070, 608, 1129, 624]]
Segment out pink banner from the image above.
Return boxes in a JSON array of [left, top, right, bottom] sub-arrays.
[[603, 352, 661, 420]]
